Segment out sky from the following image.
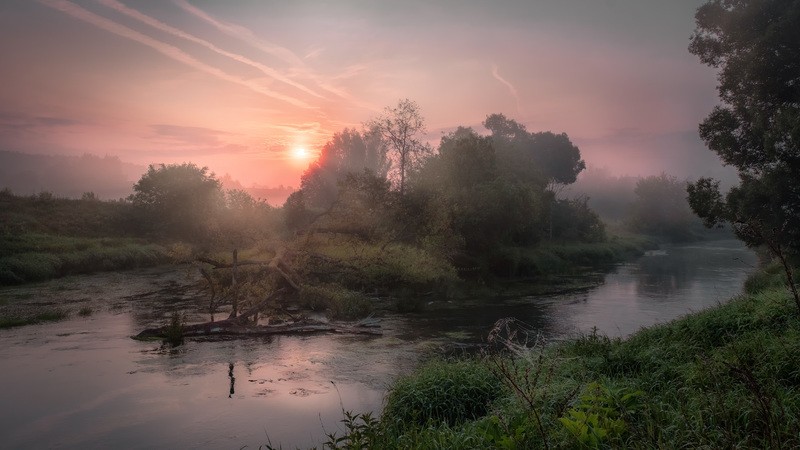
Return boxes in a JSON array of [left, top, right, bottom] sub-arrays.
[[0, 0, 733, 188]]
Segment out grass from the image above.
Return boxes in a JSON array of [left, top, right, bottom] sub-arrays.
[[489, 235, 657, 278], [320, 264, 800, 449], [0, 309, 69, 329], [0, 233, 168, 285], [299, 284, 373, 320], [300, 234, 459, 291]]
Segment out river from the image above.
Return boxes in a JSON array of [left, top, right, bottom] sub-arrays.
[[0, 239, 757, 448]]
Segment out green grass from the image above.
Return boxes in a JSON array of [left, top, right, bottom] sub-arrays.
[[322, 264, 800, 449], [0, 309, 69, 329], [0, 233, 168, 285], [299, 284, 373, 320], [490, 235, 657, 278], [301, 234, 459, 291]]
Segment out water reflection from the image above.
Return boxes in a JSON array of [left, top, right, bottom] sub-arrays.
[[0, 240, 757, 448]]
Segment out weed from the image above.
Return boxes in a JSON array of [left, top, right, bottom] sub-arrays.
[[164, 311, 185, 347]]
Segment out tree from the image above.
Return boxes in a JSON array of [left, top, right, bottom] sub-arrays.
[[687, 0, 800, 309], [130, 163, 224, 241], [368, 99, 431, 196], [628, 173, 696, 241], [299, 128, 389, 211], [484, 113, 585, 186]]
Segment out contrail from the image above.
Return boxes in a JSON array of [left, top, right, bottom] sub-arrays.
[[173, 0, 304, 67], [491, 63, 522, 117], [38, 0, 312, 109], [172, 0, 376, 110], [95, 0, 325, 99]]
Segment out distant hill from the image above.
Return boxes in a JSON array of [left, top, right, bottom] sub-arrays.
[[0, 151, 145, 200]]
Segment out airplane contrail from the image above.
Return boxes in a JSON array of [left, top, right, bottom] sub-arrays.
[[38, 0, 313, 109], [491, 63, 523, 117], [95, 0, 325, 99], [172, 0, 372, 108], [173, 0, 304, 67]]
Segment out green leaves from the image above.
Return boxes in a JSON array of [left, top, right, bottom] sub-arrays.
[[559, 382, 643, 448]]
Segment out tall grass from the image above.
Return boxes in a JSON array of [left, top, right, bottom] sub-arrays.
[[0, 233, 167, 285], [322, 264, 800, 449]]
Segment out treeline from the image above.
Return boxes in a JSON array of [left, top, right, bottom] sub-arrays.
[[569, 168, 731, 242], [0, 151, 144, 200], [282, 104, 612, 280], [1, 103, 657, 297]]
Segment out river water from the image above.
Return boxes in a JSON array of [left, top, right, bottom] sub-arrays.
[[0, 240, 757, 449]]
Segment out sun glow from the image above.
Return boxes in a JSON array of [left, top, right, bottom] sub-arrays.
[[292, 146, 310, 160]]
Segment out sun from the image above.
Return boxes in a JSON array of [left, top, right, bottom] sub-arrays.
[[292, 146, 309, 160]]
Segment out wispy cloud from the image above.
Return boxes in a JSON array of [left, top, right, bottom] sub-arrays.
[[171, 0, 367, 109], [173, 0, 304, 67], [95, 0, 325, 99], [491, 63, 522, 117], [38, 0, 313, 108]]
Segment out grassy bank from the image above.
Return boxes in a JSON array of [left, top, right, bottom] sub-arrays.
[[319, 264, 799, 449], [491, 235, 657, 278], [0, 233, 168, 285]]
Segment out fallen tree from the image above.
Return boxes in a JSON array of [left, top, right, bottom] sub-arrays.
[[133, 316, 381, 340], [134, 244, 382, 342]]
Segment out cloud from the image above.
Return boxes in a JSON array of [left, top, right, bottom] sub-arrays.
[[38, 0, 313, 108], [150, 124, 232, 146], [171, 0, 368, 109], [173, 0, 304, 67], [95, 0, 325, 100], [0, 113, 81, 131]]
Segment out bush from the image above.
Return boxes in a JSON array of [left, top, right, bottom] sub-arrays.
[[382, 359, 501, 428], [299, 284, 373, 320]]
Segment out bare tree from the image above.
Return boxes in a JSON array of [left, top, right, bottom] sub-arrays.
[[367, 99, 430, 196]]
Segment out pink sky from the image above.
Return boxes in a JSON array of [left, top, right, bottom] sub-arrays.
[[0, 0, 732, 188]]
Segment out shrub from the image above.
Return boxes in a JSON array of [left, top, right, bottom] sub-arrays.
[[299, 284, 373, 320], [382, 359, 501, 428]]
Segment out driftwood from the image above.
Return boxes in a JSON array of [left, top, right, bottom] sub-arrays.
[[135, 244, 384, 341], [134, 318, 381, 340]]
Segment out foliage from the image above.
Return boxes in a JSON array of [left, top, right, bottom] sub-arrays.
[[300, 128, 390, 211], [325, 264, 800, 449], [164, 311, 185, 347], [0, 233, 167, 285], [367, 99, 431, 196], [0, 188, 133, 237], [129, 163, 225, 241], [558, 382, 643, 448], [299, 284, 372, 320], [484, 113, 585, 186], [687, 0, 800, 255], [627, 173, 699, 241], [381, 359, 501, 429]]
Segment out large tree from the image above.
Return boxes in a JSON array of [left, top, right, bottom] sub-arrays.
[[367, 99, 431, 196], [687, 0, 800, 243], [299, 128, 389, 211], [687, 0, 800, 306], [130, 163, 224, 241], [484, 113, 585, 186]]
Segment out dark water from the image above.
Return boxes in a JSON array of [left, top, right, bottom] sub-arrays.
[[0, 240, 756, 448]]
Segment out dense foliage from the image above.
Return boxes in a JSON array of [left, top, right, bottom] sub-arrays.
[[687, 0, 800, 256]]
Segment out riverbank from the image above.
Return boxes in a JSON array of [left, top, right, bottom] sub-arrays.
[[324, 262, 799, 449]]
